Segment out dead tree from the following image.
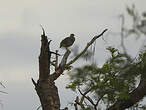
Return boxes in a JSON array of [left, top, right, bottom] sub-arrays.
[[31, 29, 107, 110]]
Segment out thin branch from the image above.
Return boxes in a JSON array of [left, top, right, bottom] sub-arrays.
[[74, 103, 78, 110], [37, 105, 42, 110], [79, 88, 93, 104], [75, 96, 85, 110], [66, 29, 108, 67], [50, 49, 71, 81], [55, 50, 59, 71], [78, 88, 95, 106], [0, 91, 8, 94], [40, 24, 46, 36], [50, 51, 61, 56], [59, 49, 71, 68], [31, 78, 37, 87], [0, 82, 5, 88], [95, 95, 105, 106], [78, 88, 102, 110], [74, 96, 79, 110]]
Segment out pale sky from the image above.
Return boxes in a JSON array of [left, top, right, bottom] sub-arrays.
[[0, 0, 146, 110]]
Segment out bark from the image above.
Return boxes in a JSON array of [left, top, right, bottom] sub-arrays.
[[32, 32, 71, 110]]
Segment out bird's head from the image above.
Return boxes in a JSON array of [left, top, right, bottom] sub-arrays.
[[70, 34, 75, 37]]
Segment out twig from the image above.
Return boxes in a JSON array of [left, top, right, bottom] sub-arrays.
[[78, 88, 95, 106], [66, 29, 108, 67], [79, 88, 92, 104], [31, 78, 37, 87], [74, 97, 79, 110], [50, 49, 71, 81], [37, 105, 42, 110], [40, 24, 45, 36], [0, 82, 5, 88], [95, 95, 104, 107], [0, 91, 8, 94], [50, 51, 61, 56], [50, 61, 56, 67], [55, 50, 59, 71], [75, 96, 85, 110], [74, 103, 78, 110]]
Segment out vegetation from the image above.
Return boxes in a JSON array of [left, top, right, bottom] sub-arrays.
[[66, 5, 146, 110], [0, 4, 145, 110]]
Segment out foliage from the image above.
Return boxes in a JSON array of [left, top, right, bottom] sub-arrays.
[[67, 46, 146, 109], [66, 4, 146, 110]]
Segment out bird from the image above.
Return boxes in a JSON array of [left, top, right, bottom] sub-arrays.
[[60, 34, 75, 49]]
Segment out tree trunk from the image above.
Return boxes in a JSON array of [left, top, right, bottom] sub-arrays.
[[32, 32, 70, 110]]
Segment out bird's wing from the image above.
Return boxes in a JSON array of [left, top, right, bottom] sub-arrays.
[[60, 37, 70, 47]]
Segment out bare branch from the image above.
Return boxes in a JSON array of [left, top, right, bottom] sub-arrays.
[[74, 97, 79, 110], [37, 105, 42, 110], [55, 50, 59, 71], [0, 91, 8, 94], [74, 103, 78, 110], [0, 82, 5, 88], [95, 95, 104, 107], [40, 24, 46, 36], [79, 88, 93, 104], [78, 88, 95, 106], [75, 96, 86, 110], [50, 51, 61, 56], [31, 78, 37, 87], [50, 49, 71, 81], [50, 61, 56, 67], [66, 29, 108, 67]]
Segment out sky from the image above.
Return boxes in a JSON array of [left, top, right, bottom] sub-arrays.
[[0, 0, 146, 110]]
